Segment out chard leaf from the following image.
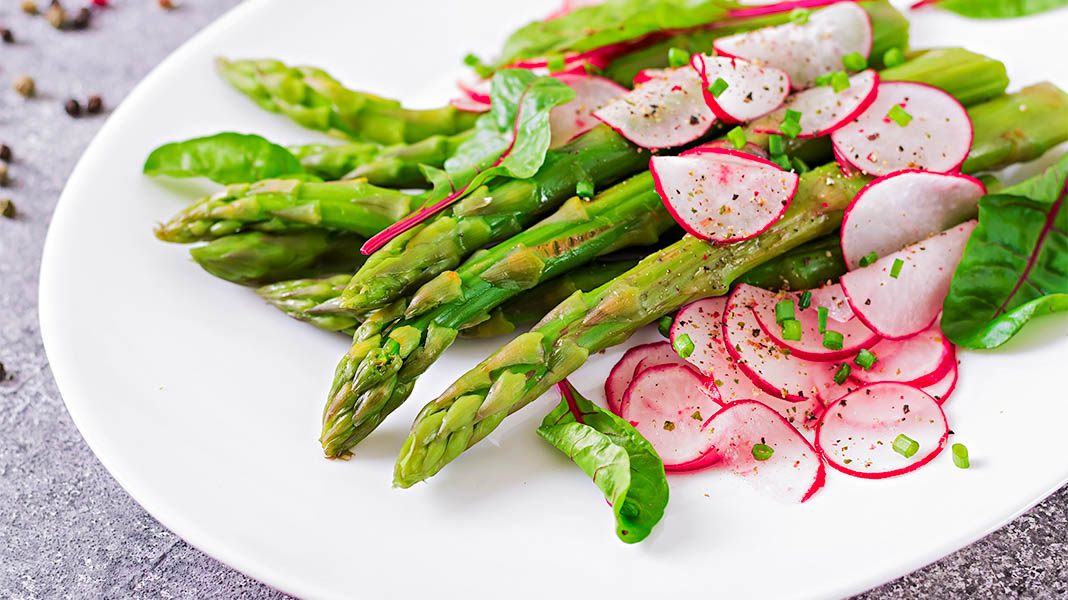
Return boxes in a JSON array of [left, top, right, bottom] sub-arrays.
[[915, 0, 1068, 19], [143, 132, 306, 184], [537, 380, 669, 544], [942, 153, 1068, 348]]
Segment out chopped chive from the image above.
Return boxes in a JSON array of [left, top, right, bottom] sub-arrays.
[[784, 109, 802, 124], [818, 306, 828, 333], [788, 8, 809, 24], [791, 156, 810, 174], [547, 55, 567, 74], [952, 443, 970, 469], [775, 300, 795, 324], [752, 443, 775, 461], [798, 291, 812, 310], [576, 179, 595, 198], [854, 348, 878, 371], [673, 333, 695, 359], [780, 109, 802, 139], [770, 153, 792, 171], [658, 315, 673, 339], [883, 47, 906, 68], [833, 362, 852, 385], [727, 126, 748, 150], [463, 53, 493, 79], [814, 73, 834, 87], [890, 258, 905, 279], [887, 104, 913, 127], [831, 71, 851, 93], [709, 77, 730, 98], [668, 47, 691, 68], [842, 52, 868, 72], [463, 53, 481, 67], [859, 251, 879, 267], [781, 318, 802, 341], [893, 434, 919, 459], [823, 329, 844, 351], [768, 134, 784, 156]]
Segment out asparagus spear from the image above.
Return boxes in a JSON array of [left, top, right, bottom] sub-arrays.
[[190, 230, 367, 286], [258, 275, 361, 333], [736, 236, 845, 291], [393, 83, 1068, 487], [216, 58, 480, 144], [318, 46, 1010, 456], [155, 178, 413, 243]]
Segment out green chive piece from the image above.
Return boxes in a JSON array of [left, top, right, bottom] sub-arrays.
[[781, 319, 802, 341], [726, 126, 747, 150], [784, 109, 802, 124], [463, 53, 480, 67], [952, 443, 970, 469], [833, 362, 852, 385], [709, 77, 730, 98], [576, 179, 595, 198], [859, 251, 879, 267], [780, 109, 802, 139], [775, 300, 795, 324], [770, 153, 792, 171], [823, 330, 844, 351], [658, 315, 673, 339], [887, 104, 913, 127], [791, 156, 810, 174], [883, 47, 906, 68], [668, 47, 691, 68], [814, 73, 834, 87], [893, 434, 920, 459], [752, 443, 775, 461], [831, 71, 851, 93], [890, 258, 905, 279], [798, 291, 812, 310], [673, 333, 695, 359], [547, 55, 567, 73], [818, 306, 828, 333], [842, 52, 868, 72], [854, 348, 878, 371], [464, 54, 493, 79], [768, 134, 784, 156], [788, 8, 809, 24]]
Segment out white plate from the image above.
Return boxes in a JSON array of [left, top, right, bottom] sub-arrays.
[[39, 1, 1068, 599]]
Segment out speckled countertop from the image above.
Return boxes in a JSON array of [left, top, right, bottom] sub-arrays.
[[0, 2, 1064, 598]]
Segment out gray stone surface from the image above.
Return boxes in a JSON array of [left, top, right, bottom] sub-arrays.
[[0, 2, 1063, 599]]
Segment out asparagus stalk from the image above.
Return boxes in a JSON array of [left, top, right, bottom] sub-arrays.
[[735, 235, 844, 291], [318, 46, 1010, 457], [190, 230, 367, 286], [216, 58, 480, 144], [393, 83, 1068, 487], [258, 275, 361, 333], [155, 178, 413, 243]]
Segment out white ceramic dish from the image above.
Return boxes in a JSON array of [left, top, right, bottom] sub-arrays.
[[39, 1, 1068, 598]]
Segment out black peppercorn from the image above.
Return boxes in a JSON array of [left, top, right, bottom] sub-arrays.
[[64, 98, 81, 117], [86, 95, 103, 114], [0, 145, 11, 162], [71, 7, 90, 29], [1, 29, 14, 44]]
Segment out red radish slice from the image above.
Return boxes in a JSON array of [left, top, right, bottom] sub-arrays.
[[620, 365, 723, 471], [671, 297, 729, 377], [692, 54, 790, 123], [815, 382, 949, 479], [841, 221, 977, 339], [809, 284, 855, 323], [700, 400, 826, 502], [713, 2, 873, 90], [651, 147, 799, 243], [593, 67, 715, 149], [457, 79, 491, 104], [810, 360, 861, 407], [852, 323, 955, 387], [605, 341, 693, 415], [752, 70, 879, 137], [450, 96, 492, 113], [831, 81, 973, 176], [549, 74, 628, 148], [752, 284, 879, 361], [922, 361, 958, 404], [841, 170, 985, 269], [722, 284, 820, 402]]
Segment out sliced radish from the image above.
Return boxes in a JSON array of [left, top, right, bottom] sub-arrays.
[[713, 2, 873, 90], [605, 341, 694, 415], [651, 147, 799, 243], [851, 323, 955, 387], [549, 74, 629, 148], [831, 81, 973, 176], [696, 139, 770, 160], [841, 170, 986, 270], [700, 400, 826, 502], [722, 284, 819, 402], [450, 96, 492, 113], [593, 67, 715, 149], [922, 361, 958, 405], [671, 297, 729, 378], [815, 382, 949, 479], [809, 284, 855, 323], [457, 79, 492, 104], [809, 360, 861, 407], [692, 54, 790, 123], [752, 70, 878, 138], [620, 364, 723, 471], [841, 221, 977, 339], [752, 283, 879, 361]]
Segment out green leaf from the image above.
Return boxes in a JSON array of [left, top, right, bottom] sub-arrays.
[[919, 0, 1068, 19], [942, 154, 1068, 348], [497, 0, 736, 67], [537, 381, 669, 544], [144, 132, 306, 185]]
